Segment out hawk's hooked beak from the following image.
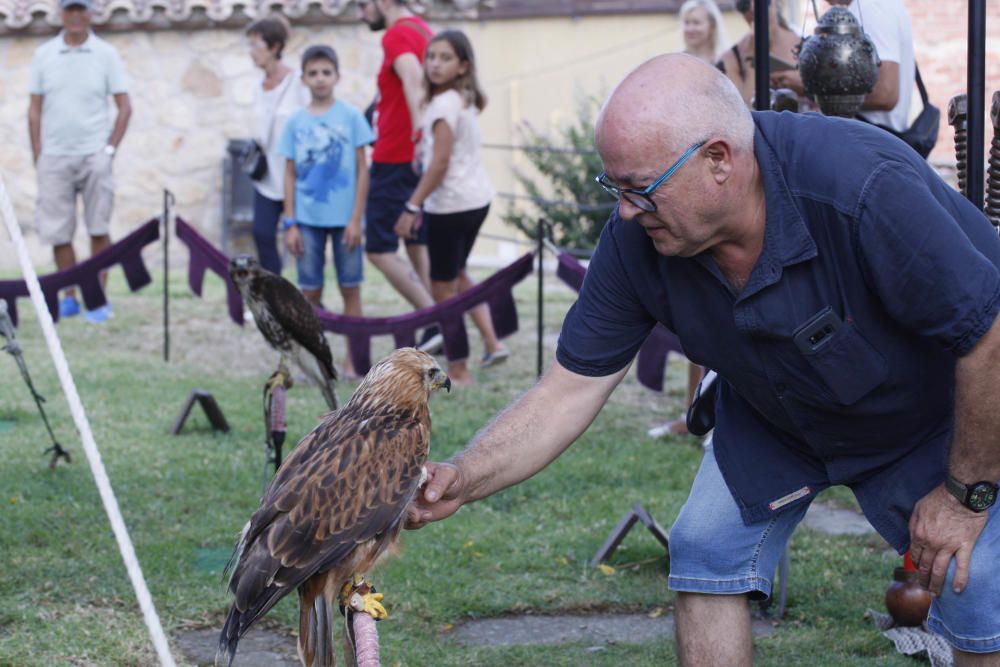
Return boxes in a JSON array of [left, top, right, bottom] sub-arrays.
[[442, 377, 452, 393]]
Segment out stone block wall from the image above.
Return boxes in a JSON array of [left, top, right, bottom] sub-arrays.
[[0, 23, 382, 269]]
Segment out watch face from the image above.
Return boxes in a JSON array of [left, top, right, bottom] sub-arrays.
[[968, 483, 998, 512]]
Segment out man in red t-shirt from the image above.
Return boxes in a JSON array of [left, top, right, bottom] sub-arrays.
[[359, 0, 441, 351]]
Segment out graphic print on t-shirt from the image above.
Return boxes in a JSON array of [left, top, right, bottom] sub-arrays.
[[293, 121, 350, 203]]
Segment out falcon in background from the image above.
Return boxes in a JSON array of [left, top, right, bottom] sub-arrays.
[[229, 255, 338, 410], [216, 348, 451, 667]]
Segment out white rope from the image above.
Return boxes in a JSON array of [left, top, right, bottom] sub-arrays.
[[0, 175, 176, 666]]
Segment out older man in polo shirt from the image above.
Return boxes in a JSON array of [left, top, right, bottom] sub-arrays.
[[408, 55, 1000, 665], [28, 0, 131, 323]]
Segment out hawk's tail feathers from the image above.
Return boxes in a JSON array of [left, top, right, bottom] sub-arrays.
[[298, 575, 336, 666], [214, 606, 243, 667]]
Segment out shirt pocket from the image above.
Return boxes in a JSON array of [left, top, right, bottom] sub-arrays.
[[798, 313, 888, 405]]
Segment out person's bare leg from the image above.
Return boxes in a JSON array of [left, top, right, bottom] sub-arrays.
[[367, 252, 434, 310], [429, 277, 472, 384], [954, 650, 1000, 666], [340, 285, 362, 378], [54, 243, 78, 299], [302, 288, 323, 307], [90, 234, 111, 289], [430, 278, 457, 304], [457, 270, 506, 356], [675, 592, 753, 667], [405, 243, 431, 293]]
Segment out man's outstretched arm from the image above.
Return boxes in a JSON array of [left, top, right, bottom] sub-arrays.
[[407, 360, 629, 528]]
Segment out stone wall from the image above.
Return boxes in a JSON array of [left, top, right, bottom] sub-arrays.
[[0, 23, 383, 270], [1, 11, 707, 272]]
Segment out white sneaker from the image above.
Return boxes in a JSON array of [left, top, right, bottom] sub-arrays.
[[417, 332, 444, 354]]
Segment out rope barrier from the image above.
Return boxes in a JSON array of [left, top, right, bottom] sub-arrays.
[[494, 191, 616, 213], [0, 175, 176, 667], [482, 142, 597, 155]]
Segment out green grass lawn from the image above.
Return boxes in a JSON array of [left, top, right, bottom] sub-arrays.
[[0, 255, 912, 665]]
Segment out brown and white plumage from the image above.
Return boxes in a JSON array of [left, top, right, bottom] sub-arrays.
[[229, 255, 339, 410], [216, 348, 450, 667]]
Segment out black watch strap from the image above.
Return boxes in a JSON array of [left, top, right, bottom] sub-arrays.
[[944, 474, 969, 504]]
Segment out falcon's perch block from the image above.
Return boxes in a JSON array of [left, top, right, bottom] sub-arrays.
[[590, 503, 670, 566], [171, 389, 231, 435]]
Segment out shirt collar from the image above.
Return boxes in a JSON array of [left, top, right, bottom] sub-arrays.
[[58, 31, 94, 53]]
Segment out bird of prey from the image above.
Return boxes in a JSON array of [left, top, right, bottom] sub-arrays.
[[229, 255, 338, 410], [216, 348, 451, 667]]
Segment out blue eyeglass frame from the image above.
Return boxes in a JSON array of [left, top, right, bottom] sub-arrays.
[[596, 141, 705, 212]]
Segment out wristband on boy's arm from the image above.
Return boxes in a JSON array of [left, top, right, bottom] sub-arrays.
[[403, 201, 420, 214], [282, 216, 297, 230]]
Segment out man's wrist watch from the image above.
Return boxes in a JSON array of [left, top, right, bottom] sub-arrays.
[[944, 474, 999, 512], [103, 144, 116, 157], [403, 201, 420, 214], [281, 216, 297, 230]]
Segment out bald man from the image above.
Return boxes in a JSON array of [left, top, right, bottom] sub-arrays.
[[406, 54, 1000, 666]]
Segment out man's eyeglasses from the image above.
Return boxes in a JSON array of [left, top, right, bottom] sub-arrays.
[[595, 141, 704, 213]]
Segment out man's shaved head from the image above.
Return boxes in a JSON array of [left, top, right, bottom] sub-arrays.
[[596, 53, 753, 174]]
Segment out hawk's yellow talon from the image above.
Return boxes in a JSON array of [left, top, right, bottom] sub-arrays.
[[339, 575, 389, 620], [362, 592, 387, 620]]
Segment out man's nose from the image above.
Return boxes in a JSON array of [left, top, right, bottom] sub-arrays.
[[617, 196, 643, 221]]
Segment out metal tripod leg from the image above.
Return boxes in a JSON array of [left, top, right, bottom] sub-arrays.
[[0, 301, 71, 468]]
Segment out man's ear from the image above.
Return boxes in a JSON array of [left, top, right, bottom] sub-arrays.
[[704, 139, 733, 184]]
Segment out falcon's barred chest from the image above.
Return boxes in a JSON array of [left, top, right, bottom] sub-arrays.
[[246, 277, 292, 352]]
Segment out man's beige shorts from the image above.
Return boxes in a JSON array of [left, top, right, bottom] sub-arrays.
[[35, 151, 115, 245]]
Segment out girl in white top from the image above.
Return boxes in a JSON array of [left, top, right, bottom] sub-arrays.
[[394, 30, 507, 386], [246, 17, 309, 274]]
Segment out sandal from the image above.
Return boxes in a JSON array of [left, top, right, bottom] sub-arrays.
[[480, 348, 510, 369]]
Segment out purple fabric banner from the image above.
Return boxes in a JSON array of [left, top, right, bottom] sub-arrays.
[[316, 253, 534, 375], [173, 218, 534, 376], [554, 251, 684, 393], [174, 216, 245, 325], [0, 218, 159, 327]]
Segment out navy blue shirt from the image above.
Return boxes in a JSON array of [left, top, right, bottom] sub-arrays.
[[557, 111, 1000, 551]]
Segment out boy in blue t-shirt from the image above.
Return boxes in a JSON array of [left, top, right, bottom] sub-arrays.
[[280, 44, 374, 377]]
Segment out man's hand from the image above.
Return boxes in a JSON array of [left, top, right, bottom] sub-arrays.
[[284, 224, 304, 257], [394, 211, 417, 240], [405, 462, 465, 529], [344, 219, 362, 251], [908, 484, 988, 594], [769, 70, 805, 96]]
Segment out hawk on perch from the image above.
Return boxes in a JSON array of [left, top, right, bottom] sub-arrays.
[[216, 348, 451, 666], [229, 255, 338, 410]]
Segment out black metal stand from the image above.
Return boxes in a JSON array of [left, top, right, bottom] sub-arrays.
[[590, 502, 670, 566], [171, 389, 231, 435], [0, 301, 72, 469], [162, 189, 175, 363], [753, 0, 770, 112], [966, 0, 986, 210], [536, 218, 545, 379]]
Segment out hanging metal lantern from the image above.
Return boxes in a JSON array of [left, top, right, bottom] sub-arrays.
[[798, 6, 879, 117]]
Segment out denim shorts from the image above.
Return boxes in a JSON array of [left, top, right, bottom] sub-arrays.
[[365, 162, 428, 253], [296, 223, 363, 290], [668, 445, 1000, 653]]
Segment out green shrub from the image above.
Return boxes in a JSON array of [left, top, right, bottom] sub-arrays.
[[502, 98, 614, 252]]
